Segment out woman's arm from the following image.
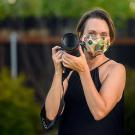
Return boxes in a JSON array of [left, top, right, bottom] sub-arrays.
[[79, 63, 126, 120], [45, 72, 68, 120], [44, 45, 70, 121]]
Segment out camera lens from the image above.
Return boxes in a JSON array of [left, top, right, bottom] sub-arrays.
[[61, 33, 79, 52]]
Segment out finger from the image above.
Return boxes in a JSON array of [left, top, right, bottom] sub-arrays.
[[62, 54, 71, 63], [56, 53, 63, 59], [79, 46, 84, 56], [52, 51, 60, 60], [55, 57, 63, 64], [54, 53, 62, 62], [63, 53, 77, 63], [62, 57, 69, 64], [52, 46, 61, 54], [55, 50, 63, 57], [57, 58, 62, 63], [62, 62, 70, 68]]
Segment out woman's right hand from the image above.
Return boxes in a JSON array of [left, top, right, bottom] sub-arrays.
[[52, 46, 63, 75]]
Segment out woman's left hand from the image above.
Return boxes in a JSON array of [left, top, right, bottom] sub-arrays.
[[62, 46, 89, 73]]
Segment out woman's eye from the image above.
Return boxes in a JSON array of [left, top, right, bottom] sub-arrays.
[[100, 33, 108, 37], [89, 34, 97, 40]]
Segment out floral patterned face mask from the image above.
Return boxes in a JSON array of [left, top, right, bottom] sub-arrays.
[[80, 34, 110, 57]]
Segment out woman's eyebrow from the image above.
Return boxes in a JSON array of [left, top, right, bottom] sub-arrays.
[[87, 30, 108, 33], [100, 32, 109, 36], [87, 30, 96, 32], [101, 32, 108, 34], [87, 30, 96, 34]]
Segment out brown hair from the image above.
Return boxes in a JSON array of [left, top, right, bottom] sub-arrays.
[[76, 8, 115, 44]]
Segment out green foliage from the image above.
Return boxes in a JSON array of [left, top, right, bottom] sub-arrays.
[[0, 0, 43, 19], [42, 0, 133, 19], [0, 0, 134, 19], [124, 68, 135, 134], [0, 68, 41, 135], [0, 0, 134, 30]]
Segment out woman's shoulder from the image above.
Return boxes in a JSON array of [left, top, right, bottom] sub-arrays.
[[108, 59, 126, 75], [98, 59, 126, 84]]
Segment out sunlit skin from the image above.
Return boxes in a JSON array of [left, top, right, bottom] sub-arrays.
[[45, 18, 126, 121]]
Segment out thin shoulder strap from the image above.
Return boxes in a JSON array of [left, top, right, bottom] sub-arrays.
[[97, 59, 111, 68]]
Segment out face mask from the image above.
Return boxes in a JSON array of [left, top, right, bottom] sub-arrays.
[[81, 34, 110, 57]]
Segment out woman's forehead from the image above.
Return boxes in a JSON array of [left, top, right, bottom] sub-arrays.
[[84, 18, 109, 33]]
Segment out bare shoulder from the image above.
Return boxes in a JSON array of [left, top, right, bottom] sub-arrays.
[[108, 60, 126, 76], [98, 59, 126, 84], [108, 60, 126, 71]]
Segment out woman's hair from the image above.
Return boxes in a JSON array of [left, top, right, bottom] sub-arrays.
[[76, 8, 115, 44]]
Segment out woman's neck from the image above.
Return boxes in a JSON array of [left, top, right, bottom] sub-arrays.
[[86, 53, 108, 70]]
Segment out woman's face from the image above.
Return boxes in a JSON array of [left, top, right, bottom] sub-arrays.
[[82, 18, 110, 58]]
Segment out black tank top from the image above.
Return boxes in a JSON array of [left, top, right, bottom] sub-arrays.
[[58, 59, 124, 135]]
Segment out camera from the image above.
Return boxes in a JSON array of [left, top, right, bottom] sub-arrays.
[[60, 33, 82, 79], [61, 33, 81, 57]]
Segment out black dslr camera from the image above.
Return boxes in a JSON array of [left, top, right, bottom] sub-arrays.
[[60, 33, 84, 79]]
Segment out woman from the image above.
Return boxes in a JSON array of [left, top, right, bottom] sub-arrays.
[[41, 8, 126, 135]]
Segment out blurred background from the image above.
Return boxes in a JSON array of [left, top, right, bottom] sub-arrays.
[[0, 0, 135, 135]]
